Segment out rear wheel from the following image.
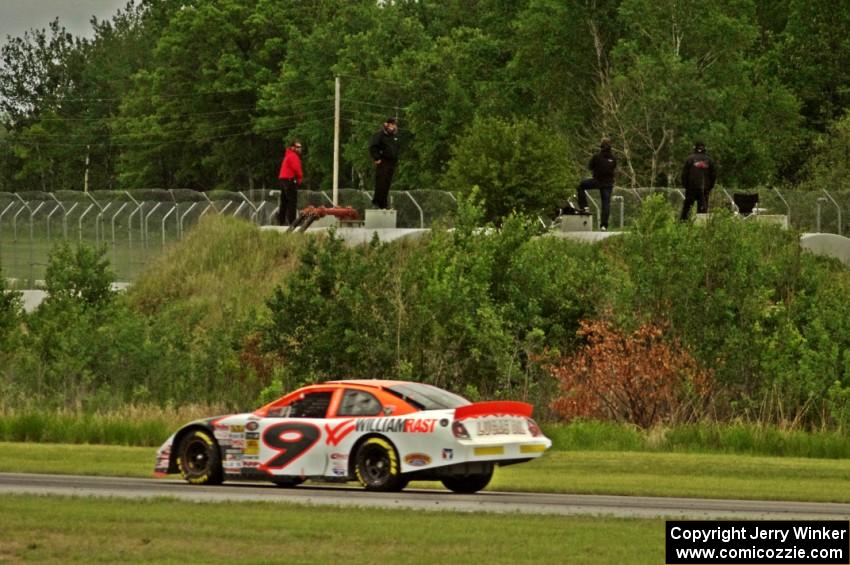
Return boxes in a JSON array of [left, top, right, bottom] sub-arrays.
[[441, 470, 493, 494], [177, 429, 223, 485], [354, 437, 406, 492]]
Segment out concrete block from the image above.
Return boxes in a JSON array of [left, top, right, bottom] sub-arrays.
[[364, 209, 397, 229], [556, 215, 592, 232], [752, 214, 789, 229], [310, 215, 339, 229]]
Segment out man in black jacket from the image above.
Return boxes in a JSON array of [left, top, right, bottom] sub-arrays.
[[679, 140, 717, 221], [368, 117, 400, 209], [577, 138, 617, 230]]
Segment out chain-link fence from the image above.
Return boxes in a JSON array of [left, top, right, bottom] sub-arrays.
[[580, 186, 848, 235], [2, 186, 846, 285], [0, 188, 458, 285]]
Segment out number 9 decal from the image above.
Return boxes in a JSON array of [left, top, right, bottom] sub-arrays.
[[262, 422, 320, 469]]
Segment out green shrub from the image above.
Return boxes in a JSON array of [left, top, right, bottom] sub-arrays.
[[441, 115, 575, 223]]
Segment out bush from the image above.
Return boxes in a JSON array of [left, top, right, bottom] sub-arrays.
[[549, 319, 712, 428], [441, 115, 575, 223]]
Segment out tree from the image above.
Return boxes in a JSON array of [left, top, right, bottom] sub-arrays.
[[441, 115, 574, 222], [594, 0, 800, 187]]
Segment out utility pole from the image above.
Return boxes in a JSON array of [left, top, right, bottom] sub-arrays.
[[333, 75, 341, 207]]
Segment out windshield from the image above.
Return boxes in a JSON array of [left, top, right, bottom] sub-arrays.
[[386, 383, 470, 411]]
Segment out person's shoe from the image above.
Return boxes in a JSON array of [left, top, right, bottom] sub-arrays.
[[601, 226, 607, 231]]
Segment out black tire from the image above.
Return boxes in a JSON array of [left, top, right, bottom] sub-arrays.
[[177, 429, 223, 485], [441, 471, 493, 494], [354, 437, 406, 492], [271, 477, 305, 488]]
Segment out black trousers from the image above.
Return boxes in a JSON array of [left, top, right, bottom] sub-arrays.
[[279, 179, 298, 226], [577, 179, 613, 229], [373, 160, 396, 209], [680, 187, 711, 221]]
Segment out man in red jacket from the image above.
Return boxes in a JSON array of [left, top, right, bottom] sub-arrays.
[[277, 140, 303, 226]]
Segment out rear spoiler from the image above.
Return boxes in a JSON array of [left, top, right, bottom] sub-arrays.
[[454, 401, 533, 420]]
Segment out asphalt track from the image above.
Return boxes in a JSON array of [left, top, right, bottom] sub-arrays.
[[2, 472, 849, 519]]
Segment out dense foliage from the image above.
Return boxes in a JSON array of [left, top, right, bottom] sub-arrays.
[[1, 0, 849, 220], [2, 205, 850, 430]]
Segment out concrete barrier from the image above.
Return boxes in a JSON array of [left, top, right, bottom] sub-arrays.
[[800, 233, 850, 265]]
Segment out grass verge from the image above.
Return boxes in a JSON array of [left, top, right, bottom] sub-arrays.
[[0, 493, 662, 564], [4, 409, 850, 460], [3, 442, 850, 503]]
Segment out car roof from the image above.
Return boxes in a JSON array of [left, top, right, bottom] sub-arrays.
[[322, 379, 410, 389]]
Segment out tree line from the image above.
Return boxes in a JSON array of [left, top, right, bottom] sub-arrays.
[[1, 0, 849, 220]]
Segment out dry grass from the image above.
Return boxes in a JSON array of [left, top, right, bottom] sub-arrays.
[[127, 215, 309, 327]]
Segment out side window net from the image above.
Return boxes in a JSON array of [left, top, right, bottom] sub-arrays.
[[337, 390, 382, 417], [269, 392, 332, 418]]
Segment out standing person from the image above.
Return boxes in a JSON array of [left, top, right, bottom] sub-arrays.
[[368, 117, 400, 209], [577, 138, 617, 231], [277, 140, 303, 226], [679, 140, 717, 221]]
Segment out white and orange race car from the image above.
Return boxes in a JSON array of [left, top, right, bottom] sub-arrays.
[[155, 379, 551, 493]]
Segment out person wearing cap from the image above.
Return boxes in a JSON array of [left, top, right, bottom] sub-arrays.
[[277, 139, 303, 226], [679, 141, 717, 221], [577, 138, 617, 231], [368, 117, 400, 209]]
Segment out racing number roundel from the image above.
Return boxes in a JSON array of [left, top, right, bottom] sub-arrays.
[[262, 422, 320, 469]]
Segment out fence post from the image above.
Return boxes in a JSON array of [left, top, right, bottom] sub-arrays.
[[110, 202, 129, 247], [86, 192, 106, 246], [613, 195, 624, 230], [179, 202, 198, 238], [816, 197, 827, 233], [821, 188, 843, 236], [124, 192, 141, 249], [28, 201, 45, 285], [45, 204, 61, 240], [144, 202, 162, 249], [78, 203, 94, 243], [47, 193, 67, 240], [161, 204, 176, 247], [772, 187, 790, 223], [402, 191, 425, 228], [13, 195, 31, 242]]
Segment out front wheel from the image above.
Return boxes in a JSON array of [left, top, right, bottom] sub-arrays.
[[177, 429, 223, 485], [441, 471, 493, 494], [354, 437, 406, 492]]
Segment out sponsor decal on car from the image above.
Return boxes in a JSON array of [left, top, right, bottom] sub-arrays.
[[441, 448, 454, 460], [324, 419, 356, 446], [261, 422, 320, 470], [230, 425, 245, 433], [230, 439, 245, 448], [246, 432, 260, 440], [331, 467, 347, 476], [245, 421, 259, 431], [355, 418, 437, 434], [245, 439, 259, 455], [330, 452, 347, 460], [404, 453, 432, 467]]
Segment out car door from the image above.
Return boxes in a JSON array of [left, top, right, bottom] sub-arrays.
[[257, 390, 337, 478], [318, 388, 386, 478]]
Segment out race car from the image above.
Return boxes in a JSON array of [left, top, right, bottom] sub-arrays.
[[154, 379, 551, 493]]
